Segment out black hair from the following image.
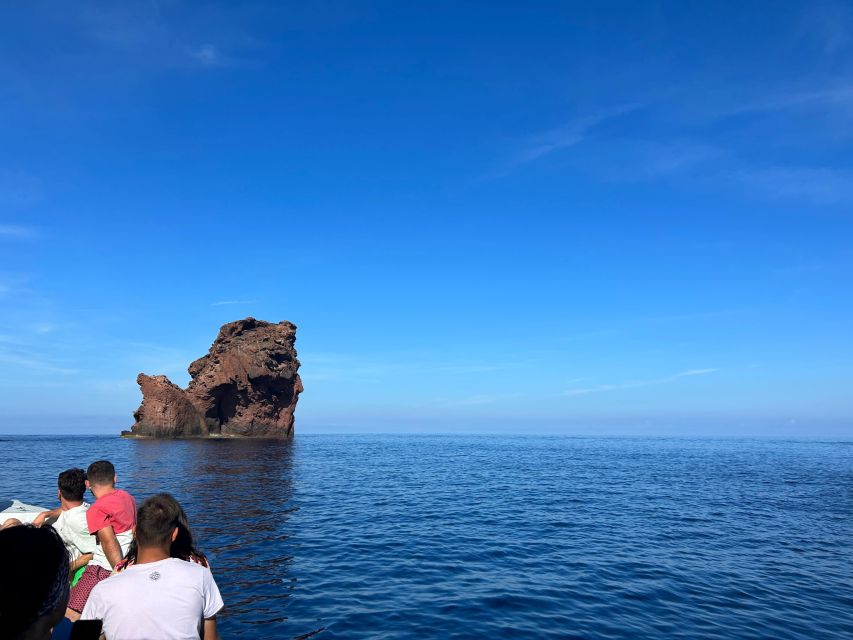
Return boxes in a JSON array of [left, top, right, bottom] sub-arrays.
[[126, 494, 208, 567], [86, 460, 116, 486], [0, 525, 69, 638], [58, 468, 87, 502]]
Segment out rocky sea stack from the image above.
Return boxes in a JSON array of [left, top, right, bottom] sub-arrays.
[[124, 318, 302, 438]]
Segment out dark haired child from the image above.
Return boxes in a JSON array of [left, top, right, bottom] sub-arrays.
[[65, 460, 136, 621]]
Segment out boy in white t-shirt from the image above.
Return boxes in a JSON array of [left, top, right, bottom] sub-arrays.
[[33, 467, 95, 571], [82, 493, 223, 640]]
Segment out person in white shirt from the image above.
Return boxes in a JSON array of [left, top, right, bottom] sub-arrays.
[[81, 493, 223, 640], [33, 468, 95, 572]]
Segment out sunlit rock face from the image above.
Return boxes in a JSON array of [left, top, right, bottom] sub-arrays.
[[127, 318, 302, 438]]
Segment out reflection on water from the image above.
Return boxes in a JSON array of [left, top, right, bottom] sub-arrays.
[[127, 439, 300, 635]]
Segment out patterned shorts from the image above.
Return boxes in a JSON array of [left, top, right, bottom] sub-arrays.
[[67, 565, 112, 613]]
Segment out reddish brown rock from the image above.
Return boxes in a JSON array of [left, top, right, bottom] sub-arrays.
[[132, 374, 208, 438], [125, 318, 302, 438]]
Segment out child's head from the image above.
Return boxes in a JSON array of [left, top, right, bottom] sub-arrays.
[[86, 460, 116, 489], [57, 468, 86, 502]]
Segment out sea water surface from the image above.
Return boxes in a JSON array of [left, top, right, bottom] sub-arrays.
[[1, 434, 851, 639]]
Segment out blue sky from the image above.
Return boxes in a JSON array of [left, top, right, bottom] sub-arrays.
[[1, 1, 851, 435]]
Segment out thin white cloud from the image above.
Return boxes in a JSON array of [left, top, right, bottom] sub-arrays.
[[560, 329, 624, 342], [635, 141, 723, 179], [0, 351, 78, 375], [715, 85, 853, 119], [445, 394, 502, 407], [300, 352, 531, 382], [0, 225, 36, 238], [497, 104, 640, 175], [730, 165, 853, 206], [442, 393, 523, 407], [53, 3, 251, 71], [801, 1, 853, 55], [634, 139, 853, 205], [33, 323, 58, 334], [210, 299, 257, 306], [189, 44, 228, 67], [642, 309, 742, 324], [564, 368, 717, 397]]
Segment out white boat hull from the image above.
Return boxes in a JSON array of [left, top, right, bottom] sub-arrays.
[[0, 499, 48, 525]]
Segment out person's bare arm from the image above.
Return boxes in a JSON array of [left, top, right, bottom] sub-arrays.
[[70, 552, 93, 572], [96, 526, 123, 569], [32, 507, 62, 527], [202, 617, 219, 640]]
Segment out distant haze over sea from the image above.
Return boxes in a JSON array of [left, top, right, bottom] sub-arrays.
[[1, 415, 850, 439]]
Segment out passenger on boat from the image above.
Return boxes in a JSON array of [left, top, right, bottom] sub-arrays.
[[0, 525, 70, 640], [32, 468, 96, 573], [116, 494, 209, 570], [81, 493, 223, 640], [65, 461, 137, 621]]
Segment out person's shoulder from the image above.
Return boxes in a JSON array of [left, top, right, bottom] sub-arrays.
[[69, 503, 89, 517], [85, 499, 106, 525], [114, 489, 136, 506], [92, 490, 128, 511], [100, 563, 154, 589], [162, 558, 214, 584], [88, 569, 129, 597], [165, 557, 208, 574]]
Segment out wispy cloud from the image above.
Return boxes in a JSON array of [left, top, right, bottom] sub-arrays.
[[772, 262, 825, 275], [641, 309, 743, 324], [60, 3, 250, 70], [801, 1, 853, 55], [560, 329, 624, 343], [189, 44, 228, 67], [729, 165, 853, 206], [563, 368, 717, 397], [0, 354, 77, 375], [442, 393, 523, 407], [115, 341, 199, 381], [713, 85, 853, 119], [0, 272, 34, 298], [300, 352, 533, 382], [633, 141, 722, 179], [0, 344, 78, 375], [514, 71, 853, 205], [497, 104, 640, 175], [0, 225, 37, 238], [210, 299, 257, 306], [615, 136, 853, 206]]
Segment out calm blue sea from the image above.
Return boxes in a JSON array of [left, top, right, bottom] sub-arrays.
[[1, 434, 851, 639]]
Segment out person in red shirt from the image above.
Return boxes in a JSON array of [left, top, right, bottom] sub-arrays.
[[65, 460, 136, 621]]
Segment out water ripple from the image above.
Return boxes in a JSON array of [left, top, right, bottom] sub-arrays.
[[1, 435, 851, 638]]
